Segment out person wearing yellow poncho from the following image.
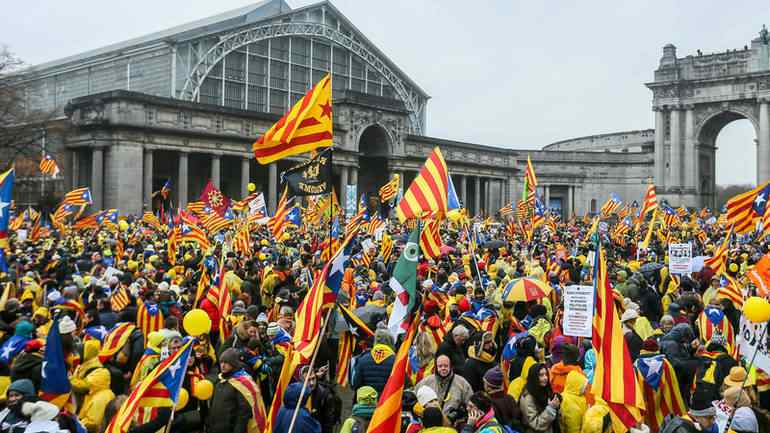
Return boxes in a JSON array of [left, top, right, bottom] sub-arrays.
[[559, 371, 588, 433], [71, 340, 115, 432], [31, 308, 51, 339]]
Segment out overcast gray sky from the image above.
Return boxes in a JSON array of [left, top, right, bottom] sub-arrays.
[[2, 0, 764, 185]]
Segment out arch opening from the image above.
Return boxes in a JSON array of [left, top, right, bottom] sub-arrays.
[[357, 125, 390, 205], [697, 112, 757, 208]]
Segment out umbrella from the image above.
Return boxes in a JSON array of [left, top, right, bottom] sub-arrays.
[[481, 239, 505, 249], [502, 278, 553, 302], [440, 245, 456, 255], [639, 262, 664, 275]]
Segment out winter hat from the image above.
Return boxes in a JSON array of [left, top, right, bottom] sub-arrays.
[[641, 338, 659, 353], [219, 348, 242, 370], [689, 386, 716, 417], [468, 391, 493, 413], [422, 407, 444, 428], [266, 322, 281, 338], [722, 386, 751, 408], [483, 366, 504, 390], [416, 386, 438, 407], [58, 316, 77, 334], [7, 378, 35, 397], [731, 407, 759, 432], [620, 308, 639, 323], [355, 386, 378, 406]]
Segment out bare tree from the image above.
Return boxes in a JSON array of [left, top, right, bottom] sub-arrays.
[[0, 46, 53, 168]]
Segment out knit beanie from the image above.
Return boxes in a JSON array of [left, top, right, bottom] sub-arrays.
[[483, 366, 504, 390]]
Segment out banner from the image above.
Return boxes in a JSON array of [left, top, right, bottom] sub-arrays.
[[345, 184, 357, 221], [563, 285, 595, 338], [739, 316, 770, 373], [281, 148, 332, 196], [668, 243, 692, 275]]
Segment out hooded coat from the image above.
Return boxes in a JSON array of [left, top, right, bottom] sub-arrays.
[[462, 345, 497, 392], [558, 371, 588, 433], [273, 383, 321, 433], [77, 367, 115, 433], [660, 323, 699, 402], [352, 344, 395, 395]]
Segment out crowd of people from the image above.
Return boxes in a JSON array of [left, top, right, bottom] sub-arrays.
[[0, 199, 769, 433]]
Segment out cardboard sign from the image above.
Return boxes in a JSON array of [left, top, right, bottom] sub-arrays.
[[739, 316, 770, 373], [563, 285, 595, 338], [668, 243, 692, 275]]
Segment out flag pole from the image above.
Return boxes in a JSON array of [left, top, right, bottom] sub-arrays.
[[725, 319, 769, 431], [287, 307, 335, 433]]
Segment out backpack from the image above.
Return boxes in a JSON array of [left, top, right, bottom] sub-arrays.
[[350, 416, 370, 433]]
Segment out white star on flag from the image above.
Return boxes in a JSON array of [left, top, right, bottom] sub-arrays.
[[168, 359, 182, 378], [1, 344, 15, 360]]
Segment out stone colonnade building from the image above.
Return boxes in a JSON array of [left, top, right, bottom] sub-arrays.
[[12, 0, 676, 216]]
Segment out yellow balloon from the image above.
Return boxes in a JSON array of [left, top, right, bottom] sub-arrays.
[[192, 379, 214, 400], [118, 220, 129, 232], [743, 296, 770, 323], [183, 309, 212, 336], [175, 388, 189, 410], [247, 182, 256, 193]]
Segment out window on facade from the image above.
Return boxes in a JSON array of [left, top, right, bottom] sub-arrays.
[[200, 78, 221, 105], [225, 52, 245, 81], [270, 61, 288, 90], [250, 41, 268, 56], [312, 69, 327, 87], [382, 83, 394, 99], [270, 38, 289, 61], [291, 65, 309, 93], [247, 86, 267, 112], [248, 56, 267, 86], [367, 69, 381, 96], [270, 89, 286, 114], [351, 78, 364, 93], [312, 42, 330, 71], [224, 82, 243, 108], [351, 57, 363, 78], [291, 38, 310, 66], [333, 46, 348, 73], [332, 75, 347, 99]]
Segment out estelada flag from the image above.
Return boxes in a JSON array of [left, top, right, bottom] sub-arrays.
[[200, 180, 230, 217], [396, 147, 459, 222], [253, 74, 333, 164]]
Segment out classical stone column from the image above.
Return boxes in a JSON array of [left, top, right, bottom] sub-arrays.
[[543, 185, 550, 208], [91, 147, 103, 210], [508, 176, 517, 205], [684, 105, 696, 190], [568, 185, 574, 218], [178, 151, 189, 208], [654, 107, 666, 187], [473, 176, 480, 216], [759, 98, 770, 184], [143, 147, 153, 211], [340, 166, 349, 197], [241, 156, 250, 198], [669, 106, 682, 189], [268, 163, 277, 213], [211, 154, 221, 189], [460, 175, 467, 208], [499, 179, 506, 209], [71, 150, 79, 189], [350, 166, 358, 188]]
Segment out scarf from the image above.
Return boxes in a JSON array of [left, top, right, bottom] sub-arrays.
[[370, 344, 395, 364], [467, 345, 495, 363]]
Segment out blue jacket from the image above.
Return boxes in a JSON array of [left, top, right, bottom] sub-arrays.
[[352, 348, 395, 395], [273, 382, 321, 433]]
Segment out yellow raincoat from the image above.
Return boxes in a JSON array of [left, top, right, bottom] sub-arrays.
[[559, 371, 588, 433]]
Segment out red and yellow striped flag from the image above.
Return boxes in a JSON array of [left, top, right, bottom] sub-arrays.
[[268, 187, 291, 240], [726, 181, 770, 234], [379, 174, 399, 203], [39, 153, 60, 177], [396, 147, 454, 222], [640, 182, 657, 217], [704, 225, 733, 273], [380, 233, 394, 263], [136, 298, 163, 344], [252, 74, 332, 164], [61, 187, 92, 206], [591, 244, 645, 432], [365, 317, 418, 433], [419, 218, 442, 259]]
